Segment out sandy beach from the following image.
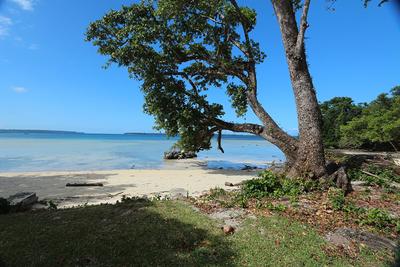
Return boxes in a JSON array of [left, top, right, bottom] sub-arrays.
[[0, 164, 257, 208]]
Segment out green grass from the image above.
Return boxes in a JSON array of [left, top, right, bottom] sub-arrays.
[[0, 199, 395, 266]]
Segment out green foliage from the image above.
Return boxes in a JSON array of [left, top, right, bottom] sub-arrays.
[[340, 88, 400, 150], [348, 164, 400, 187], [342, 201, 366, 214], [207, 187, 227, 200], [327, 187, 345, 211], [241, 170, 319, 199], [360, 208, 397, 230], [320, 97, 363, 148], [321, 86, 400, 151], [0, 198, 11, 215], [265, 202, 287, 212], [86, 0, 264, 152], [47, 200, 58, 210]]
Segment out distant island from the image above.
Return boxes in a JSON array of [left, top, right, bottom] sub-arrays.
[[124, 132, 165, 135], [0, 129, 84, 134]]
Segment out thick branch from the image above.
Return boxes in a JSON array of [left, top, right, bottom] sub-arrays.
[[295, 0, 311, 56], [217, 129, 225, 153], [211, 117, 298, 163], [230, 0, 299, 155], [213, 118, 263, 134]]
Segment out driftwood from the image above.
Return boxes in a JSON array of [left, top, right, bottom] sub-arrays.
[[225, 181, 246, 187], [66, 183, 103, 187], [8, 192, 38, 211], [361, 170, 381, 179], [360, 170, 400, 189]]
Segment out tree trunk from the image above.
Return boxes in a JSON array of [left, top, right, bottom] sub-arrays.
[[271, 0, 326, 178]]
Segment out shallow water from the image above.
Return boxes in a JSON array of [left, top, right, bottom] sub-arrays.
[[0, 133, 285, 172]]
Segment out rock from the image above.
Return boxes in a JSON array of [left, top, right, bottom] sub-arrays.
[[31, 203, 47, 211], [351, 180, 369, 186], [66, 182, 103, 187], [164, 149, 197, 160], [325, 228, 397, 252], [241, 165, 258, 171], [225, 181, 245, 187], [390, 182, 400, 189], [7, 192, 38, 211], [330, 167, 352, 194], [222, 225, 235, 235], [209, 209, 246, 230], [325, 230, 351, 248]]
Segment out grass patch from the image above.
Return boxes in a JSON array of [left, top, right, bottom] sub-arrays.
[[230, 216, 389, 266], [0, 198, 394, 266], [0, 199, 231, 266]]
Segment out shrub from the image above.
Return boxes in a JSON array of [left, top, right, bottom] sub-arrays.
[[360, 208, 396, 229], [265, 202, 287, 212], [241, 171, 281, 198], [207, 187, 227, 200], [327, 188, 346, 211], [48, 200, 58, 210], [241, 170, 319, 199]]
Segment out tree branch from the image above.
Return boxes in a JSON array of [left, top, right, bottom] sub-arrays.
[[229, 0, 254, 62], [295, 0, 311, 56], [217, 129, 225, 153], [230, 0, 299, 155]]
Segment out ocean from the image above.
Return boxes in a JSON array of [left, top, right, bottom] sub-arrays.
[[0, 132, 285, 172]]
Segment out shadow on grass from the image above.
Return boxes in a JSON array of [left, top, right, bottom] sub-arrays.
[[0, 199, 235, 266], [392, 243, 400, 267]]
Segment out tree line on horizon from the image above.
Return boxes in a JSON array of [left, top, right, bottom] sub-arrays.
[[321, 86, 400, 152]]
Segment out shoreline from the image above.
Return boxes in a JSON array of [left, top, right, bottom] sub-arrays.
[[0, 166, 258, 208]]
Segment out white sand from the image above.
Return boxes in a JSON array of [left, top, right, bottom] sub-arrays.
[[0, 167, 256, 208]]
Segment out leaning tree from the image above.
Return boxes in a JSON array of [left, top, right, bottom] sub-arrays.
[[86, 0, 388, 179]]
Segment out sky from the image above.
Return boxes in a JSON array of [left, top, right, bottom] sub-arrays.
[[0, 0, 399, 134]]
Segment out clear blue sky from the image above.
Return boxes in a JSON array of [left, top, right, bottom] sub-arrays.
[[0, 0, 399, 134]]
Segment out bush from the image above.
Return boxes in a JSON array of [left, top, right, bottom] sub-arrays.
[[327, 188, 346, 211], [0, 198, 11, 215], [265, 202, 287, 212], [360, 208, 396, 229], [207, 187, 227, 200], [241, 170, 319, 199]]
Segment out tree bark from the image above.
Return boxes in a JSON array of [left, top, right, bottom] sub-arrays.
[[271, 0, 326, 178]]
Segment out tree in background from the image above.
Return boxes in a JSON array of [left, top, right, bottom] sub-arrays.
[[340, 87, 400, 151], [320, 97, 363, 148], [86, 0, 388, 179]]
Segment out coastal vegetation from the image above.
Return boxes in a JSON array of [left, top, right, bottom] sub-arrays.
[[321, 86, 400, 151]]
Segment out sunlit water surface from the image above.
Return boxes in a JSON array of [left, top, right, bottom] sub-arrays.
[[0, 133, 285, 172]]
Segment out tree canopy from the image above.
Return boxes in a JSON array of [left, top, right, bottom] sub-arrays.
[[340, 87, 400, 151], [86, 0, 288, 152], [320, 97, 363, 148], [320, 86, 400, 151]]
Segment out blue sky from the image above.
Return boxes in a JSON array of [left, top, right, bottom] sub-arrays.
[[0, 0, 399, 134]]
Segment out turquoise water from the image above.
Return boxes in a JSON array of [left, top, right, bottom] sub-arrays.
[[0, 133, 285, 172]]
